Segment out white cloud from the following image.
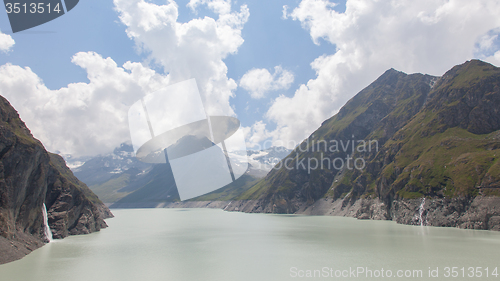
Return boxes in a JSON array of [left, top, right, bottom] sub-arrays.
[[282, 5, 289, 19], [114, 0, 249, 117], [0, 53, 169, 157], [477, 34, 498, 51], [475, 28, 500, 65], [0, 30, 14, 52], [258, 0, 500, 148], [240, 66, 294, 99], [188, 0, 231, 15], [243, 121, 270, 148], [484, 50, 500, 66], [0, 0, 249, 157]]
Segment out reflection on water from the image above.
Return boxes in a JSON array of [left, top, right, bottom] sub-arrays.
[[1, 208, 499, 281]]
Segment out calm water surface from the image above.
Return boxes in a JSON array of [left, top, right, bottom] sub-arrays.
[[1, 208, 500, 280]]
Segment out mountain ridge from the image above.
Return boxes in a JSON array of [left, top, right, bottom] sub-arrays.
[[235, 67, 437, 209], [224, 60, 500, 231]]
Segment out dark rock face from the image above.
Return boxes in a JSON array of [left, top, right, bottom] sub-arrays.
[[0, 95, 112, 264], [46, 153, 113, 239], [234, 60, 500, 231]]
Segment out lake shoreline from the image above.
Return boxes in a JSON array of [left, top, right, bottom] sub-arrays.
[[110, 195, 500, 231]]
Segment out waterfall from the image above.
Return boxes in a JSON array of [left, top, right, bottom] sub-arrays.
[[42, 203, 53, 242], [418, 198, 426, 226], [223, 201, 232, 211]]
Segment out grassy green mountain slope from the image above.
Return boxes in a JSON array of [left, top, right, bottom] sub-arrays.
[[233, 60, 500, 228], [236, 68, 437, 213], [371, 60, 500, 201]]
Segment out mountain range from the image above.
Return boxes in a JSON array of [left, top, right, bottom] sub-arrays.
[[68, 143, 291, 206]]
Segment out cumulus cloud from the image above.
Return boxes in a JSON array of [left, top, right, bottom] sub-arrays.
[[0, 0, 249, 157], [114, 0, 249, 116], [242, 121, 270, 148], [0, 30, 15, 52], [239, 66, 294, 99], [259, 0, 500, 148], [187, 0, 231, 15], [0, 52, 169, 156]]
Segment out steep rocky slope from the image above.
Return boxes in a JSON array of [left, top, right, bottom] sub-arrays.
[[0, 95, 113, 264], [228, 60, 500, 230]]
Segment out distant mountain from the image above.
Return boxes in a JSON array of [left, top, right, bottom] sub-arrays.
[[168, 134, 215, 159], [228, 60, 500, 231], [70, 139, 291, 205], [72, 143, 152, 185], [110, 163, 180, 207], [69, 143, 154, 203], [0, 95, 112, 264], [110, 146, 292, 207]]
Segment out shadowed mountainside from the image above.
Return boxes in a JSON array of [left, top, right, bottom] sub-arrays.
[[0, 95, 113, 264]]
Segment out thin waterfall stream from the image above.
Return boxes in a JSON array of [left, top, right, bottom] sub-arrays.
[[42, 203, 53, 242]]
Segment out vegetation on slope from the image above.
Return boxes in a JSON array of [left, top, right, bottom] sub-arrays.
[[237, 60, 500, 213]]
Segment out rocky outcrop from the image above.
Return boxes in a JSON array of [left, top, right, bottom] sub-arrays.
[[0, 95, 113, 264], [391, 196, 500, 230], [46, 153, 113, 239]]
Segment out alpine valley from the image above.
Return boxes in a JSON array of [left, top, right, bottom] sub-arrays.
[[2, 59, 500, 266], [73, 59, 500, 231], [68, 143, 292, 207]]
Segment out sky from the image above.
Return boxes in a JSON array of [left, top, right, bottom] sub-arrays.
[[0, 0, 500, 158]]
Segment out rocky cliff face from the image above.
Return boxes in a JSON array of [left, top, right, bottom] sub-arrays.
[[46, 153, 113, 238], [230, 60, 500, 231], [0, 95, 113, 264]]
